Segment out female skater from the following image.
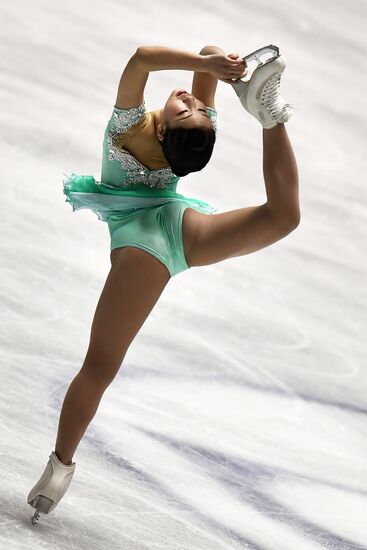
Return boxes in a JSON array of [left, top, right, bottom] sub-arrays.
[[27, 44, 300, 524]]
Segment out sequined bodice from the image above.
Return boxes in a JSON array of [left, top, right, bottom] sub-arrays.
[[101, 101, 217, 192]]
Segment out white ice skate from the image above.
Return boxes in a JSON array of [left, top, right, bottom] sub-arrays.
[[27, 451, 76, 525], [231, 44, 294, 129]]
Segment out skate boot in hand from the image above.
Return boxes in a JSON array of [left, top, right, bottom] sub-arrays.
[[27, 451, 76, 525], [231, 44, 294, 129]]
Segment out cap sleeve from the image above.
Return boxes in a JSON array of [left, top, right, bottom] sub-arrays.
[[205, 106, 217, 132], [107, 101, 148, 134]]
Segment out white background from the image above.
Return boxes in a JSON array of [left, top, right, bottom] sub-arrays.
[[1, 0, 366, 548]]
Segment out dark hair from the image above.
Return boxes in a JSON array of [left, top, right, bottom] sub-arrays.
[[160, 125, 216, 177]]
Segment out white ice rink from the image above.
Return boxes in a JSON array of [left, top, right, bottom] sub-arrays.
[[1, 0, 366, 548]]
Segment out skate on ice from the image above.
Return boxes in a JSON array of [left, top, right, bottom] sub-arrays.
[[27, 451, 76, 525]]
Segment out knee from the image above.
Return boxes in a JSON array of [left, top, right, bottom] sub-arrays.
[[81, 346, 126, 388]]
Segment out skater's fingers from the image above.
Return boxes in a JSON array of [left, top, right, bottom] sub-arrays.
[[232, 58, 247, 68], [229, 62, 247, 71], [207, 53, 247, 80], [229, 55, 247, 70], [229, 67, 248, 77], [220, 76, 242, 84], [230, 61, 247, 72]]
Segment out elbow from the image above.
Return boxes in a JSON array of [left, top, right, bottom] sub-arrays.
[[200, 45, 224, 55], [134, 47, 149, 66], [268, 204, 301, 232], [286, 209, 301, 232], [135, 46, 148, 58], [272, 208, 301, 234]]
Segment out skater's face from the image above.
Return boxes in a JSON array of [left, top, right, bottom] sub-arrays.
[[157, 88, 213, 141]]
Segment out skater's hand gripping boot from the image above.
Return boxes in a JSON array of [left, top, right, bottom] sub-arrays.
[[202, 52, 248, 82], [27, 451, 76, 525], [230, 44, 294, 129]]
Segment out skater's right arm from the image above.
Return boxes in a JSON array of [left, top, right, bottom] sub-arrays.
[[191, 46, 225, 109], [136, 46, 246, 80], [135, 46, 205, 73]]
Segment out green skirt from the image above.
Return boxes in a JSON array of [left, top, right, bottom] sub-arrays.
[[63, 172, 218, 221], [63, 172, 218, 277]]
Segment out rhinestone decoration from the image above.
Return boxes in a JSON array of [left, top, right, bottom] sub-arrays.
[[107, 131, 176, 189], [104, 102, 218, 189], [111, 102, 147, 132], [206, 106, 217, 132]]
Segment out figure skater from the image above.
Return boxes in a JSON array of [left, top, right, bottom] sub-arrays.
[[27, 44, 300, 524]]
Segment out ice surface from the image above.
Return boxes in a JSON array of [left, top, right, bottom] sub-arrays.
[[1, 0, 366, 548]]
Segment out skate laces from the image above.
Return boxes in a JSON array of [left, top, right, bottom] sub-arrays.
[[260, 73, 294, 120]]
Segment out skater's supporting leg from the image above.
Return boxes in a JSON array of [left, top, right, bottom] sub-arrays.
[[54, 370, 106, 465], [54, 246, 170, 465]]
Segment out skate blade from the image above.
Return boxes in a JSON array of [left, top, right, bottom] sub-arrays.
[[31, 510, 41, 525], [230, 45, 281, 98], [231, 44, 280, 86], [242, 44, 280, 73], [29, 495, 55, 524]]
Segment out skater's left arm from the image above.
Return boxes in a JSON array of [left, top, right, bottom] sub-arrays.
[[114, 50, 150, 109], [135, 46, 246, 79], [114, 47, 206, 110], [114, 47, 246, 110]]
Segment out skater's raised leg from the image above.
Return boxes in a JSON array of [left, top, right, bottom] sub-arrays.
[[182, 120, 299, 267], [182, 46, 299, 268]]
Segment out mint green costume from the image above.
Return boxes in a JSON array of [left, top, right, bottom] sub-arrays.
[[63, 102, 218, 277]]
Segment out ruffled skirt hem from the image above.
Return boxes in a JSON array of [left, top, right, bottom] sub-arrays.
[[63, 172, 218, 222]]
